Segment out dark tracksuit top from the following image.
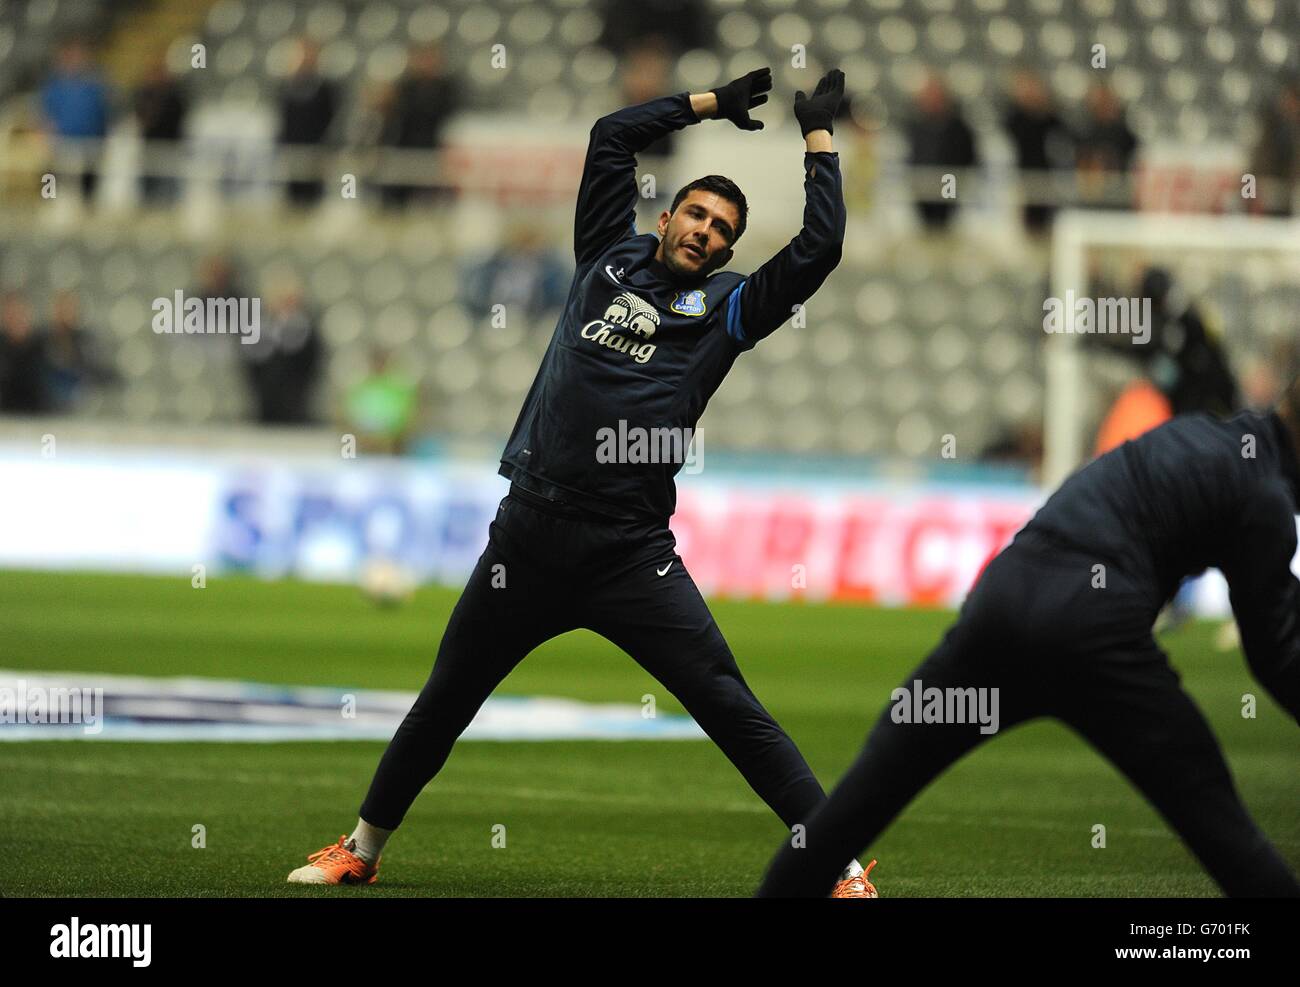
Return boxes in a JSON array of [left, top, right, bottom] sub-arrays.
[[1021, 409, 1300, 719], [500, 91, 846, 521], [360, 99, 846, 833], [755, 409, 1300, 898]]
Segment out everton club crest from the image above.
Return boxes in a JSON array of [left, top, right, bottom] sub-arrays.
[[670, 289, 707, 317]]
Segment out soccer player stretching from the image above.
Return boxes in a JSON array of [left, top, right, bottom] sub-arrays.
[[289, 68, 877, 896], [759, 383, 1300, 897]]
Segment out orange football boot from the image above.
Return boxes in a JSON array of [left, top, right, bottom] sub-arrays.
[[831, 858, 878, 898], [286, 836, 379, 885]]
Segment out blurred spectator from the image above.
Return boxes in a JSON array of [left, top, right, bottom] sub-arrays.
[[380, 44, 462, 209], [620, 39, 678, 159], [1094, 379, 1172, 457], [43, 292, 117, 411], [345, 80, 394, 149], [133, 57, 188, 205], [1239, 350, 1290, 412], [279, 38, 338, 207], [597, 0, 714, 58], [619, 39, 678, 229], [239, 283, 323, 425], [192, 255, 257, 369], [343, 347, 420, 455], [1137, 267, 1238, 417], [41, 38, 110, 203], [0, 294, 51, 414], [1248, 77, 1300, 217], [1002, 69, 1074, 233], [463, 225, 570, 322], [195, 254, 248, 306], [839, 93, 880, 218], [906, 74, 977, 230], [1076, 85, 1138, 209], [979, 421, 1044, 473]]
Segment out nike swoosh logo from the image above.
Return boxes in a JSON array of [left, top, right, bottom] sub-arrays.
[[656, 562, 673, 576], [604, 265, 622, 284]]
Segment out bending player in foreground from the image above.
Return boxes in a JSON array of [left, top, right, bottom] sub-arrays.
[[759, 381, 1300, 897], [288, 68, 879, 896]]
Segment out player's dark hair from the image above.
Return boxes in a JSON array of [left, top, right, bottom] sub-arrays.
[[670, 175, 748, 244]]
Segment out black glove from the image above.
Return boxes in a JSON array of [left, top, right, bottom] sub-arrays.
[[710, 67, 772, 131], [793, 69, 845, 136]]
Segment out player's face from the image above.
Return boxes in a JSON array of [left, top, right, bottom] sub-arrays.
[[657, 192, 738, 278]]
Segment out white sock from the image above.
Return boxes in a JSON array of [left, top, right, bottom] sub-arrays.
[[840, 859, 864, 880], [348, 818, 392, 865]]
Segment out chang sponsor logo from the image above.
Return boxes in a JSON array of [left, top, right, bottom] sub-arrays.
[[579, 321, 658, 364], [603, 291, 660, 338], [579, 291, 662, 364]]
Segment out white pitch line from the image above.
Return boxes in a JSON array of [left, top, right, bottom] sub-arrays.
[[13, 755, 1287, 846]]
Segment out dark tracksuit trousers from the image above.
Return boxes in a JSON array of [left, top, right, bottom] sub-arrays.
[[360, 486, 828, 833], [757, 529, 1300, 897]]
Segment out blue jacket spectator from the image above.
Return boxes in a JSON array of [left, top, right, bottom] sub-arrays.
[[41, 39, 110, 202]]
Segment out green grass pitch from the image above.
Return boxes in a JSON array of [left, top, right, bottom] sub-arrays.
[[2, 569, 1296, 897]]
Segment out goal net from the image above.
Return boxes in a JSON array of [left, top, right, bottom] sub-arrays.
[[1044, 209, 1300, 487]]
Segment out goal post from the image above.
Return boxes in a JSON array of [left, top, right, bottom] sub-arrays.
[[1045, 209, 1300, 487]]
